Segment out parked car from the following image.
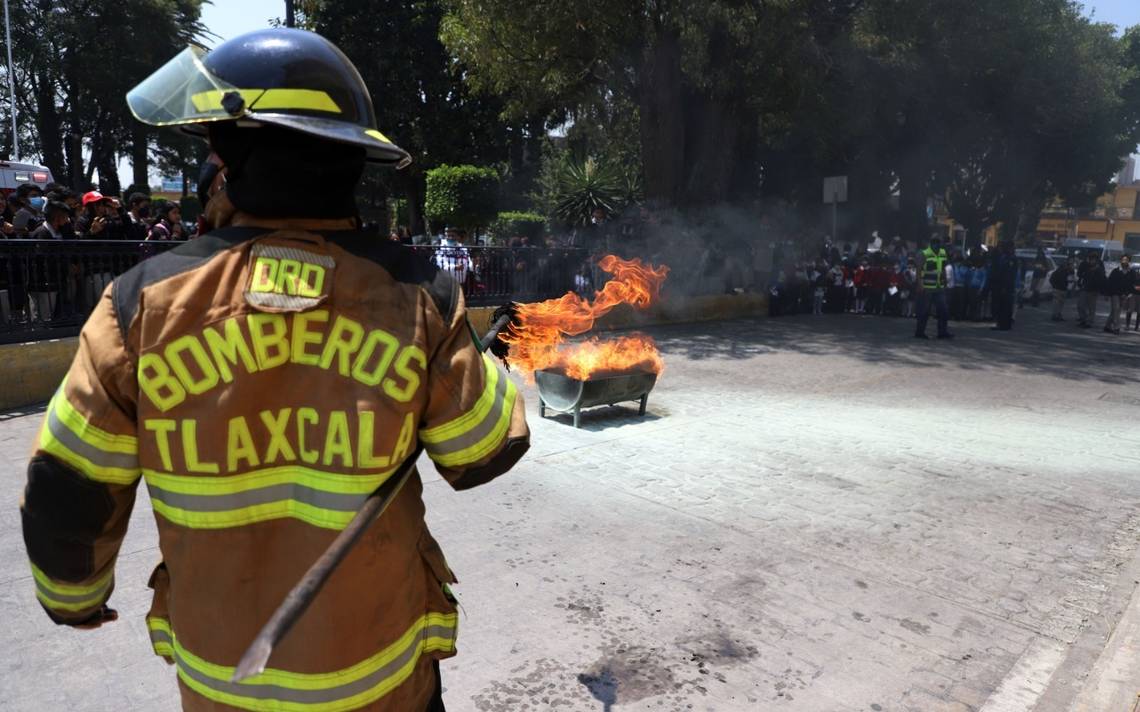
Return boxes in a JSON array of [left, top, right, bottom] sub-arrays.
[[1016, 252, 1063, 304], [0, 161, 54, 197]]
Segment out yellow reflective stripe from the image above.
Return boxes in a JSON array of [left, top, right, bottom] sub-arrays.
[[148, 617, 174, 657], [143, 465, 395, 497], [170, 612, 457, 711], [190, 88, 265, 112], [428, 380, 515, 468], [51, 385, 138, 453], [39, 389, 140, 485], [420, 354, 502, 443], [150, 497, 358, 531], [365, 129, 392, 143], [144, 464, 403, 530], [31, 563, 113, 612], [190, 88, 341, 114]]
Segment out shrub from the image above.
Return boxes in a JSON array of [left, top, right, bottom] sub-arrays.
[[424, 164, 500, 230], [490, 211, 546, 242]]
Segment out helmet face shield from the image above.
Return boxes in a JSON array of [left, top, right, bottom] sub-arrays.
[[126, 46, 243, 127], [126, 30, 412, 167]]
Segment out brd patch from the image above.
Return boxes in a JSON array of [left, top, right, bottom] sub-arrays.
[[245, 244, 335, 312]]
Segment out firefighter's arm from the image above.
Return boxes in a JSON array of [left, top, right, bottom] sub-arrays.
[[20, 291, 140, 626], [420, 291, 529, 490]]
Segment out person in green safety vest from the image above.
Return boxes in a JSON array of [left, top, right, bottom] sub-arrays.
[[915, 234, 954, 339]]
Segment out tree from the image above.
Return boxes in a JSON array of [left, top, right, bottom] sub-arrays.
[[443, 0, 826, 207], [424, 164, 500, 231], [296, 0, 538, 233], [0, 0, 206, 190]]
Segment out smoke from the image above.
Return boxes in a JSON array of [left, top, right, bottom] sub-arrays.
[[603, 201, 833, 298]]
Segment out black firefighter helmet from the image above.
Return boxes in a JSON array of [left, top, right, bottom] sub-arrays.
[[126, 28, 410, 168]]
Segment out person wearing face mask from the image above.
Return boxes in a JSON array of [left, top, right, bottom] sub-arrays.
[[989, 241, 1020, 331], [195, 152, 226, 236], [1050, 258, 1076, 322], [1076, 252, 1105, 328], [13, 185, 46, 235], [25, 201, 72, 322], [28, 200, 73, 240], [77, 191, 129, 239], [19, 28, 529, 712], [915, 234, 952, 339], [125, 193, 152, 241], [1103, 255, 1135, 335]]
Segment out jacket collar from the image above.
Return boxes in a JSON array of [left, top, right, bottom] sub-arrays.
[[203, 189, 357, 234]]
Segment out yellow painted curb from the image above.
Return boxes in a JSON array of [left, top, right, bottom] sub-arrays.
[[0, 338, 77, 412]]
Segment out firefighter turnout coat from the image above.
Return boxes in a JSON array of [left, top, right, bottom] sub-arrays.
[[20, 212, 530, 711]]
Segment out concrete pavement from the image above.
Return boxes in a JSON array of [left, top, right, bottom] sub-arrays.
[[2, 304, 1140, 711]]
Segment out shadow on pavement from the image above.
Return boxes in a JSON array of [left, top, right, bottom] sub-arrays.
[[0, 402, 47, 421], [642, 306, 1140, 385], [538, 406, 664, 432]]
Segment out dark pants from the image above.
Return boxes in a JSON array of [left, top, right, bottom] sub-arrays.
[[867, 288, 884, 314], [966, 287, 982, 321], [992, 287, 1015, 330], [916, 290, 950, 336], [951, 287, 967, 320], [427, 661, 446, 711], [826, 285, 845, 313]]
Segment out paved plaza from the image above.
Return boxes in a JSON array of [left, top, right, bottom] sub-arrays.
[[2, 305, 1140, 711]]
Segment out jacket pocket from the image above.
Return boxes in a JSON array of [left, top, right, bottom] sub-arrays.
[[417, 531, 460, 659]]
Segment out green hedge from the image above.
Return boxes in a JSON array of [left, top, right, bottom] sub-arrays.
[[424, 164, 499, 230], [490, 211, 546, 242]]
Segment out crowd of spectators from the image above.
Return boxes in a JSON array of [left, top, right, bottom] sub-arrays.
[[1, 183, 186, 241], [767, 232, 1140, 336]]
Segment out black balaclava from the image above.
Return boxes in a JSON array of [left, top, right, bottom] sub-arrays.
[[208, 123, 366, 219]]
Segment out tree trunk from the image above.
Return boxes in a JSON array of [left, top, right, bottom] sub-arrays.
[[67, 133, 84, 191], [638, 30, 686, 207], [682, 92, 740, 206], [95, 148, 120, 196], [897, 156, 930, 245], [404, 169, 425, 237], [132, 124, 149, 190], [32, 77, 66, 180]]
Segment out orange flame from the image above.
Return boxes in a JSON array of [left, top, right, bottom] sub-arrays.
[[503, 255, 670, 381]]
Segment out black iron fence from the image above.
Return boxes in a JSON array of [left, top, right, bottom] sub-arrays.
[[0, 240, 589, 344], [408, 245, 589, 307]]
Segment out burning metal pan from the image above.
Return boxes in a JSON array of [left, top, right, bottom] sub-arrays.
[[535, 368, 657, 428]]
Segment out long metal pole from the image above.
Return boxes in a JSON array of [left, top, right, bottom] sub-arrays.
[[831, 193, 837, 244], [3, 0, 17, 160], [284, 0, 295, 28], [231, 314, 514, 683]]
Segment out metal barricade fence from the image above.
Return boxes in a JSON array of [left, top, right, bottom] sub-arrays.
[[0, 241, 588, 344], [408, 245, 588, 307], [0, 240, 182, 344]]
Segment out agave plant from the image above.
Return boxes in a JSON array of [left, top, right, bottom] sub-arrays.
[[551, 157, 625, 227]]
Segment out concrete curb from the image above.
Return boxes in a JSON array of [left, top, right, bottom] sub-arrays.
[[0, 337, 77, 411], [1067, 572, 1140, 711], [0, 295, 767, 412]]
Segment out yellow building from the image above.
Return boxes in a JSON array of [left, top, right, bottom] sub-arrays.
[[1032, 185, 1140, 251]]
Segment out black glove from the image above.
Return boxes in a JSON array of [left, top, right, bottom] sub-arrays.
[[488, 302, 519, 365]]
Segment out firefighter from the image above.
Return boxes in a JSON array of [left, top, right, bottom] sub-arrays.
[[19, 28, 529, 711], [914, 234, 953, 339]]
